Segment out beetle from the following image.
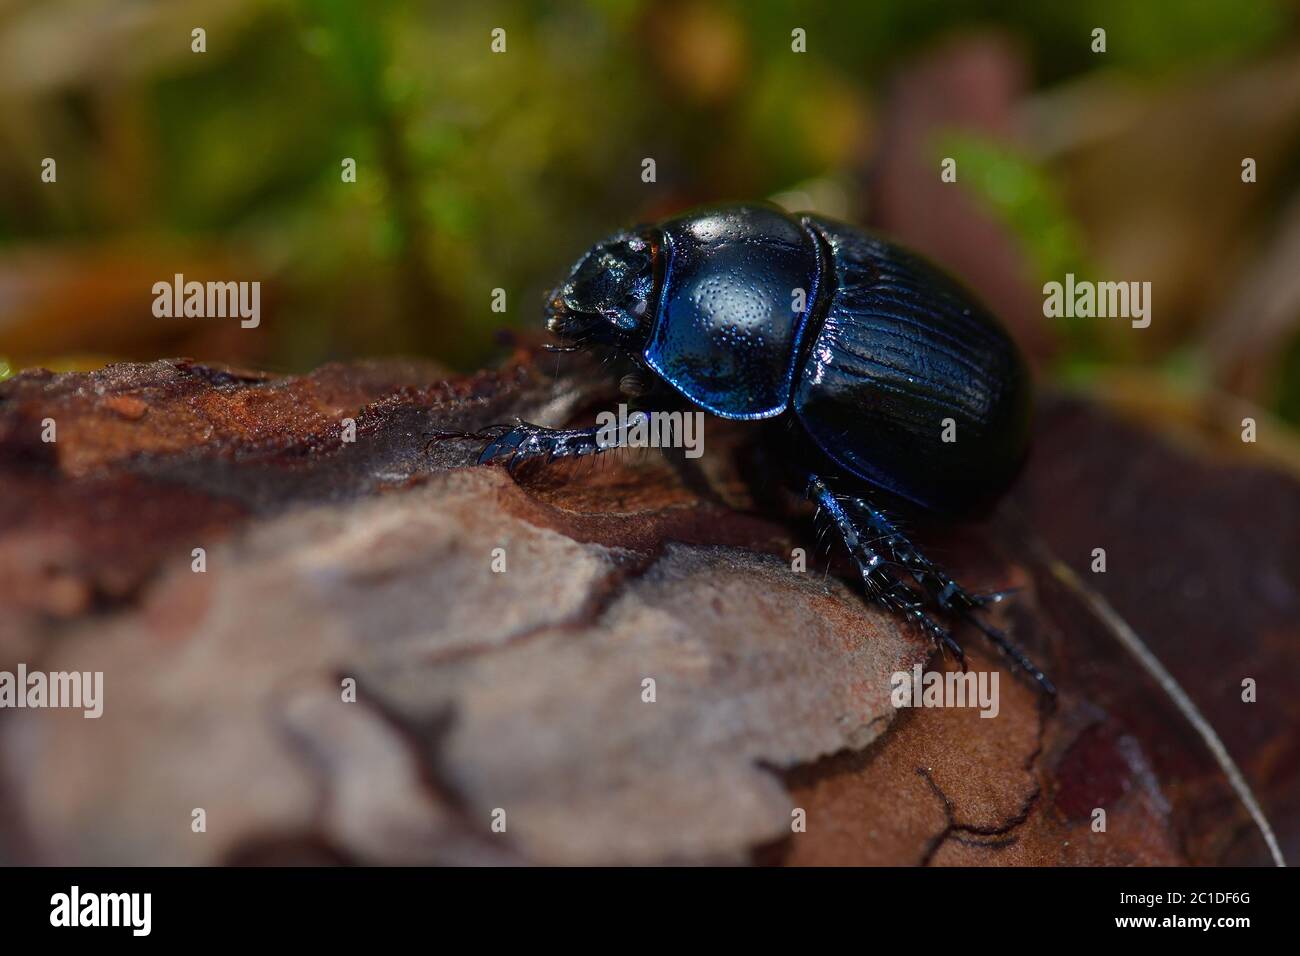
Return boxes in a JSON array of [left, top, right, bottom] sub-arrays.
[[475, 202, 1053, 694]]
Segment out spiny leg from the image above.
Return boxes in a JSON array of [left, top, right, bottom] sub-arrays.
[[835, 493, 1004, 611], [808, 476, 967, 667], [475, 420, 612, 471], [472, 403, 680, 470], [810, 476, 1055, 695], [833, 493, 1054, 694]]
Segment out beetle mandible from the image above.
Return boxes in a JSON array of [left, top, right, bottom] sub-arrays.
[[476, 202, 1052, 694]]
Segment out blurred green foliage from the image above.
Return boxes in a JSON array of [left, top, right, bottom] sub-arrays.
[[0, 0, 1297, 423], [936, 131, 1098, 368], [937, 134, 1087, 283]]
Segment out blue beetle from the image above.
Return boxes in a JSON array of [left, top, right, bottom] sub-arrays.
[[478, 202, 1051, 693]]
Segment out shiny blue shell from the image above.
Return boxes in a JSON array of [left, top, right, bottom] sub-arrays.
[[643, 205, 822, 419], [639, 203, 1031, 513]]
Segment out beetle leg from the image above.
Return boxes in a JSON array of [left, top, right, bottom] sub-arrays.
[[476, 420, 615, 469], [836, 495, 987, 610], [954, 607, 1055, 695], [835, 491, 1056, 696], [966, 587, 1020, 608], [424, 423, 512, 457], [842, 494, 1055, 697], [808, 476, 967, 668]]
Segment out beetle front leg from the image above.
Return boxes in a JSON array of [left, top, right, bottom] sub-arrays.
[[476, 404, 680, 470], [476, 420, 610, 470]]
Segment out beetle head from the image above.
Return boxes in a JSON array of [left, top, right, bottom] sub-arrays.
[[546, 231, 656, 350]]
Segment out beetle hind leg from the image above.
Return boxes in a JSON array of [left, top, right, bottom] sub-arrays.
[[848, 492, 1054, 695], [961, 610, 1056, 696], [836, 493, 987, 612], [808, 476, 968, 668], [966, 587, 1020, 608], [809, 476, 1055, 695]]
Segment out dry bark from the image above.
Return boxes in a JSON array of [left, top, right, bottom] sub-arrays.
[[0, 349, 1294, 865]]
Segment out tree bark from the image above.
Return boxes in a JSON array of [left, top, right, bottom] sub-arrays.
[[0, 350, 1293, 865]]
